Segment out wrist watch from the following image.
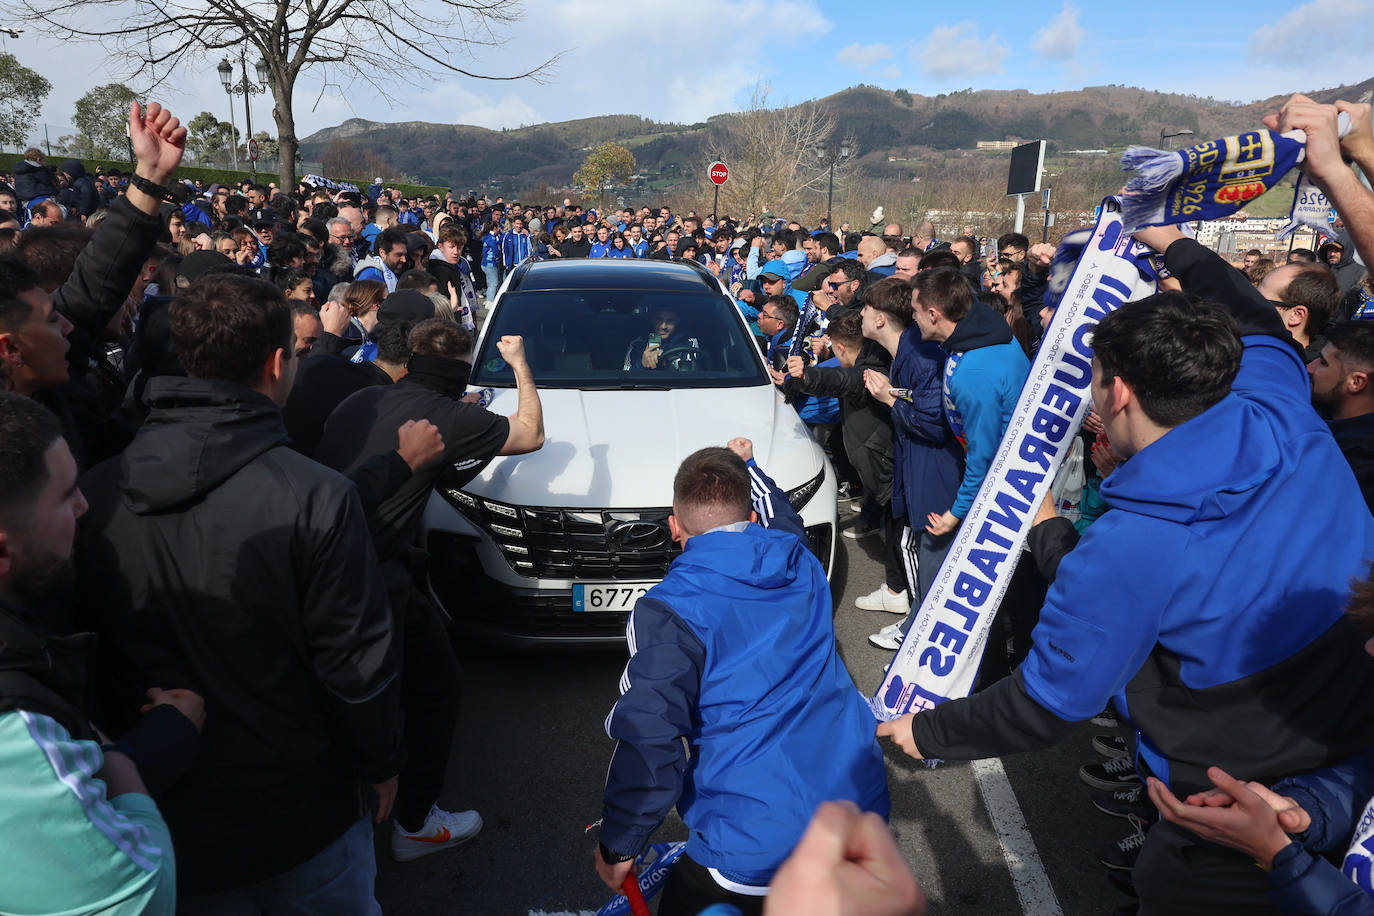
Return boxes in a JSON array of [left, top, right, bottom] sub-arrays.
[[129, 173, 174, 202]]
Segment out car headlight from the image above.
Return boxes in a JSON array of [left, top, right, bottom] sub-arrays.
[[785, 465, 826, 513]]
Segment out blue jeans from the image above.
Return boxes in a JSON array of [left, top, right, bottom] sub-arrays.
[[179, 818, 381, 916]]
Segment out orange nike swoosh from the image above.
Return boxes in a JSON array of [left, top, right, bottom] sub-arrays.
[[414, 827, 451, 844]]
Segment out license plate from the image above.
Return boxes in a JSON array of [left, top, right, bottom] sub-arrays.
[[572, 583, 656, 613]]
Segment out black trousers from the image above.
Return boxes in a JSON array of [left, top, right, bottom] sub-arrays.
[[1135, 820, 1279, 915], [394, 587, 463, 832], [658, 855, 766, 916]]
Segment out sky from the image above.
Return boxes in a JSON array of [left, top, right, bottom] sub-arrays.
[[2, 0, 1372, 144]]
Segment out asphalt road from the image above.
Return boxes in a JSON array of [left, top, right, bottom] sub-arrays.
[[376, 505, 1139, 915]]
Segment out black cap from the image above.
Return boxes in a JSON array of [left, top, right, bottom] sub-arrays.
[[377, 288, 435, 323]]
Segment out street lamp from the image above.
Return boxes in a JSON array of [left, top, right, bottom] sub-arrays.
[[814, 139, 852, 229], [219, 49, 270, 177], [1159, 128, 1195, 149]]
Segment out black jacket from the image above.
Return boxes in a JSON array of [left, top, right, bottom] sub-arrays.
[[42, 194, 165, 468], [58, 160, 100, 217], [76, 377, 403, 895], [12, 159, 56, 204], [559, 237, 592, 258], [1330, 412, 1374, 514], [783, 340, 894, 504]]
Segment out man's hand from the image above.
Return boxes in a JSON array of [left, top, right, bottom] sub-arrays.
[[1146, 768, 1294, 870], [769, 366, 786, 386], [810, 335, 830, 360], [787, 354, 807, 379], [765, 801, 926, 916], [320, 300, 350, 336], [1132, 225, 1187, 255], [594, 846, 636, 895], [726, 437, 753, 463], [705, 259, 722, 276], [738, 289, 756, 304], [751, 236, 765, 249], [1181, 780, 1312, 835], [925, 511, 960, 536], [396, 419, 444, 471], [140, 687, 206, 732], [1028, 242, 1055, 268], [496, 335, 528, 369], [129, 101, 186, 186], [371, 776, 398, 823], [1337, 99, 1374, 173], [641, 344, 661, 369], [1262, 94, 1348, 191], [863, 369, 896, 407], [875, 715, 923, 761]]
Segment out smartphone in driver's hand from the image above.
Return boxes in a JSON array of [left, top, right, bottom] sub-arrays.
[[648, 333, 662, 348]]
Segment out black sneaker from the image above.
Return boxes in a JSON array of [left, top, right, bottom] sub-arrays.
[[1096, 815, 1150, 871], [1091, 708, 1119, 728], [1080, 753, 1141, 792], [1092, 786, 1155, 821], [1092, 733, 1127, 758]]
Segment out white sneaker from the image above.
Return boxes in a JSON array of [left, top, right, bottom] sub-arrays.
[[868, 623, 904, 650], [390, 805, 483, 862], [855, 586, 910, 615]]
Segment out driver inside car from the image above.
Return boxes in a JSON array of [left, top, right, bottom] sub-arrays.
[[623, 306, 700, 371]]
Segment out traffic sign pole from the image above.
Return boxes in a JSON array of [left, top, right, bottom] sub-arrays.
[[707, 160, 729, 222]]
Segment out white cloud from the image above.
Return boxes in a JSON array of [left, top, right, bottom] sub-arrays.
[[1032, 3, 1085, 61], [913, 23, 1009, 80], [2, 0, 833, 143], [836, 41, 893, 71], [882, 64, 902, 81], [1250, 0, 1374, 58]]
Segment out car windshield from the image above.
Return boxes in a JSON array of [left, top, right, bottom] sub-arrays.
[[469, 289, 769, 389]]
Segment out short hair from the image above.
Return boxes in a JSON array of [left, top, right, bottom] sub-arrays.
[[374, 227, 409, 255], [436, 224, 466, 247], [0, 255, 41, 301], [1091, 292, 1242, 428], [865, 277, 913, 328], [834, 260, 868, 284], [1288, 248, 1317, 264], [288, 299, 318, 321], [326, 217, 352, 237], [918, 249, 960, 272], [13, 225, 93, 291], [1281, 264, 1340, 335], [397, 269, 437, 292], [813, 232, 840, 256], [672, 446, 751, 535], [344, 279, 387, 318], [0, 392, 63, 526], [951, 235, 980, 256], [997, 232, 1029, 254], [372, 319, 414, 365], [1245, 248, 1264, 258], [1326, 321, 1374, 372], [827, 309, 864, 347], [762, 294, 799, 329], [912, 267, 974, 322], [772, 228, 796, 250], [408, 318, 472, 360], [170, 273, 292, 387]]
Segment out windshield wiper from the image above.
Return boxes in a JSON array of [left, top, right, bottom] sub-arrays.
[[577, 383, 672, 391]]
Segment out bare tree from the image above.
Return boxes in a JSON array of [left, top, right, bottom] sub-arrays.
[[19, 0, 560, 190], [703, 83, 856, 219]]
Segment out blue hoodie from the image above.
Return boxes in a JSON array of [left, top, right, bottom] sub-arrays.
[[941, 301, 1030, 518], [600, 462, 889, 881]]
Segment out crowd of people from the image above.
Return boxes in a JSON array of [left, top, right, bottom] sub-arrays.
[[0, 89, 1373, 916]]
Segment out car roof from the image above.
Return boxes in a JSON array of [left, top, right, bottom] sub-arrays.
[[508, 258, 720, 293]]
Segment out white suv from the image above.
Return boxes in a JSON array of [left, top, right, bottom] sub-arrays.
[[423, 257, 836, 646]]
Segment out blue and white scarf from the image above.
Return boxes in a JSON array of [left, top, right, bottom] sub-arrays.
[[1121, 111, 1358, 234], [872, 198, 1159, 721], [941, 351, 967, 450]]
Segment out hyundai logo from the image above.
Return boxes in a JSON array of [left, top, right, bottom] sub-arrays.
[[610, 520, 670, 551]]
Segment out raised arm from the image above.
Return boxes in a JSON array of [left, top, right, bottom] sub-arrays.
[[496, 335, 545, 455]]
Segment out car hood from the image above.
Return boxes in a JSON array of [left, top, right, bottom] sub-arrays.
[[464, 385, 822, 508]]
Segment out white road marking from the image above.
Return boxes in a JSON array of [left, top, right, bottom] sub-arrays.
[[972, 757, 1064, 916]]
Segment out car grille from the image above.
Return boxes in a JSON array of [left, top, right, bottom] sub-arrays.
[[440, 490, 833, 582]]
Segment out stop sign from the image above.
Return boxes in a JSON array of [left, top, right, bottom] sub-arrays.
[[708, 160, 729, 186]]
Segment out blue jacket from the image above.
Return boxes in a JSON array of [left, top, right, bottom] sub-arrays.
[[481, 233, 501, 267], [1016, 240, 1374, 792], [500, 231, 532, 268], [1265, 748, 1374, 915], [589, 242, 610, 258], [605, 245, 635, 259], [889, 325, 964, 525], [631, 239, 649, 259], [600, 462, 889, 881], [941, 302, 1030, 518], [795, 356, 841, 425]]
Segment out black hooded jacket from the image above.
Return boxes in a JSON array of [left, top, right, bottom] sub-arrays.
[[11, 159, 56, 204], [75, 376, 403, 895], [58, 160, 100, 217]]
